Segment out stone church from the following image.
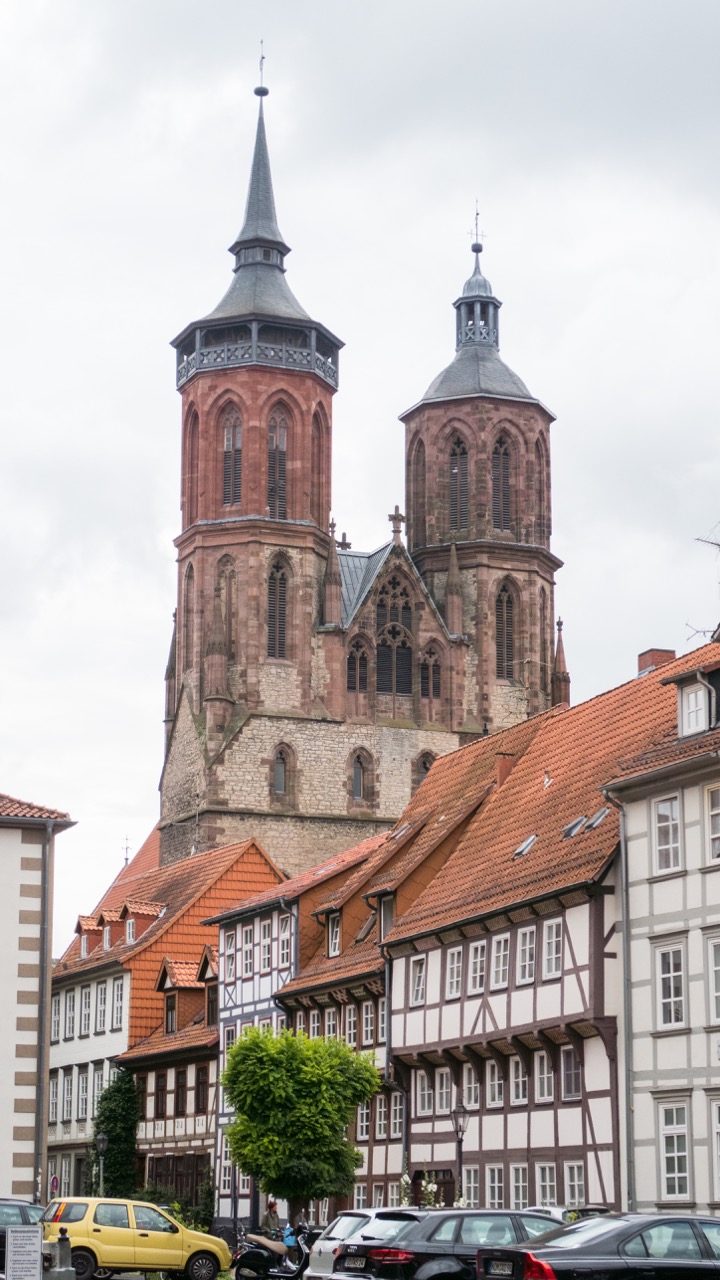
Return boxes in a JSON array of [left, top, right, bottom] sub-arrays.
[[159, 87, 568, 872]]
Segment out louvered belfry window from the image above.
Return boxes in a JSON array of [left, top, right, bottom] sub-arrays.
[[377, 629, 413, 695], [347, 640, 368, 693], [268, 560, 287, 658], [268, 406, 288, 519], [310, 414, 323, 526], [496, 584, 514, 678], [449, 437, 468, 530], [492, 438, 511, 530], [222, 406, 242, 506]]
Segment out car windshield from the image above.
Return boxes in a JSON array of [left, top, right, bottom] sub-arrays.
[[25, 1207, 45, 1224], [322, 1215, 370, 1242], [533, 1217, 625, 1250], [358, 1216, 422, 1241]]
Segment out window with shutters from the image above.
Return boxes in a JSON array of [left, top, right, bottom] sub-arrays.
[[377, 629, 413, 695], [495, 583, 515, 679], [183, 564, 195, 671], [492, 436, 511, 530], [268, 405, 288, 519], [267, 560, 288, 658], [310, 413, 323, 526], [347, 640, 369, 695], [221, 404, 242, 506], [449, 436, 468, 530], [411, 438, 426, 547]]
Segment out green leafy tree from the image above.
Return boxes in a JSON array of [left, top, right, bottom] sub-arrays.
[[93, 1068, 141, 1197], [222, 1027, 380, 1202]]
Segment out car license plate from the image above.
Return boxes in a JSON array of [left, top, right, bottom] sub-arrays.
[[487, 1264, 513, 1278], [344, 1260, 366, 1270]]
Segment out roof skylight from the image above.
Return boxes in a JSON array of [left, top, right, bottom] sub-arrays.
[[563, 817, 587, 839], [513, 834, 537, 859], [585, 806, 610, 831]]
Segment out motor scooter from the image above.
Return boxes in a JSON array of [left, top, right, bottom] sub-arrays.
[[232, 1227, 311, 1280]]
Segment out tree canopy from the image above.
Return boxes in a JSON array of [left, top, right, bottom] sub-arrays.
[[93, 1068, 141, 1197], [222, 1027, 380, 1202]]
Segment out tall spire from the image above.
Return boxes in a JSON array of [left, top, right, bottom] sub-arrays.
[[551, 617, 571, 707], [229, 87, 289, 264]]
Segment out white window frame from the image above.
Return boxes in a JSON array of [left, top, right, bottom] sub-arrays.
[[561, 1045, 582, 1100], [654, 794, 681, 873], [49, 1075, 58, 1124], [486, 1059, 503, 1108], [62, 1069, 73, 1121], [535, 1050, 553, 1102], [564, 1161, 585, 1209], [111, 976, 123, 1031], [309, 1009, 320, 1039], [220, 1133, 232, 1195], [125, 918, 135, 944], [295, 1010, 306, 1035], [80, 935, 88, 958], [410, 956, 426, 1005], [517, 926, 536, 985], [511, 1055, 528, 1105], [78, 1069, 88, 1121], [417, 1070, 433, 1116], [463, 1165, 480, 1208], [656, 943, 686, 1029], [543, 919, 563, 980], [707, 785, 720, 862], [345, 1004, 357, 1047], [486, 1165, 504, 1209], [64, 990, 75, 1039], [681, 682, 707, 736], [376, 1094, 388, 1139], [243, 925, 253, 977], [60, 1155, 70, 1198], [709, 939, 720, 1024], [103, 925, 111, 950], [463, 1062, 479, 1109], [353, 1182, 367, 1210], [391, 1092, 403, 1138], [260, 919, 272, 972], [373, 1184, 384, 1208], [536, 1163, 557, 1207], [325, 1007, 337, 1038], [279, 915, 290, 968], [357, 1101, 370, 1141], [387, 1182, 401, 1208], [225, 931, 236, 982], [95, 981, 106, 1033], [511, 1164, 528, 1210], [468, 940, 486, 994], [362, 1000, 375, 1046], [51, 994, 60, 1043], [328, 913, 341, 957], [436, 1067, 451, 1113], [659, 1101, 690, 1200], [378, 996, 387, 1044], [490, 934, 510, 989], [80, 986, 91, 1037], [446, 947, 462, 999], [92, 1064, 103, 1117]]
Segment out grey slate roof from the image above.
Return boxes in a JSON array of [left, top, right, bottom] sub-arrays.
[[338, 543, 393, 628], [202, 264, 312, 325], [232, 100, 287, 252], [419, 342, 533, 406]]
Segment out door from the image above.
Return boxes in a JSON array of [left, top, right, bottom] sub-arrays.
[[131, 1204, 184, 1270], [89, 1202, 135, 1268]]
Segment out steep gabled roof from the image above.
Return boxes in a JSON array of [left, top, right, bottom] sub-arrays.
[[156, 959, 203, 991], [115, 1020, 218, 1065], [338, 543, 393, 628], [0, 793, 73, 826]]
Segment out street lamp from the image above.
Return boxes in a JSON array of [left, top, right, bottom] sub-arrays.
[[95, 1132, 108, 1196], [451, 1102, 469, 1200]]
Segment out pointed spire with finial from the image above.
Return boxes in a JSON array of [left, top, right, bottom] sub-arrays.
[[551, 617, 571, 707], [445, 540, 463, 635]]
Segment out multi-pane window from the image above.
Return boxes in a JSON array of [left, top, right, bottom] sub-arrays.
[[536, 1164, 557, 1207], [267, 561, 288, 659], [463, 1166, 480, 1208], [103, 925, 111, 950], [362, 1000, 375, 1045], [543, 920, 563, 979], [391, 1092, 403, 1138], [175, 1069, 187, 1117], [417, 1071, 433, 1115], [378, 997, 387, 1044], [243, 926, 253, 977], [487, 1165, 504, 1209], [225, 932, 236, 982], [345, 1005, 357, 1047], [195, 1065, 209, 1114], [222, 406, 242, 506], [51, 995, 60, 1043], [486, 1060, 503, 1107], [710, 941, 720, 1022], [376, 1095, 388, 1139], [495, 585, 514, 679], [357, 1102, 370, 1140], [491, 935, 510, 989], [155, 1071, 167, 1119], [261, 920, 272, 972], [449, 438, 468, 530], [561, 1046, 582, 1099], [325, 1008, 337, 1038], [658, 946, 685, 1027], [436, 1068, 451, 1113], [267, 407, 288, 520], [410, 956, 426, 1005], [511, 1165, 529, 1210], [62, 1070, 73, 1121], [655, 796, 681, 872], [535, 1051, 553, 1102], [60, 1155, 70, 1198], [564, 1162, 585, 1208], [468, 941, 486, 994], [464, 1063, 479, 1108], [96, 982, 106, 1033], [295, 1011, 306, 1034], [309, 1010, 320, 1039], [81, 935, 88, 958], [517, 927, 536, 984], [125, 918, 135, 944], [511, 1056, 528, 1104], [353, 1183, 368, 1210], [446, 947, 462, 999], [681, 683, 706, 735], [92, 1064, 103, 1117], [221, 1133, 232, 1195], [279, 915, 290, 968], [387, 1183, 401, 1208], [660, 1104, 689, 1198], [708, 787, 720, 861], [373, 1184, 384, 1208], [225, 1024, 237, 1053], [64, 990, 75, 1039], [112, 977, 124, 1030], [328, 914, 340, 957], [49, 1075, 58, 1124]]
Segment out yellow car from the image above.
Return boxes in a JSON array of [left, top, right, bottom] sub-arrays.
[[42, 1197, 231, 1280]]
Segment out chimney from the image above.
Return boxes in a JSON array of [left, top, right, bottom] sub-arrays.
[[496, 752, 515, 788], [638, 648, 676, 675]]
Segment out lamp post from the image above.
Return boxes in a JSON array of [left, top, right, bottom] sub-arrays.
[[451, 1102, 469, 1202], [95, 1132, 108, 1196]]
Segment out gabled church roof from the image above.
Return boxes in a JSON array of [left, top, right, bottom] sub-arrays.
[[337, 542, 393, 628]]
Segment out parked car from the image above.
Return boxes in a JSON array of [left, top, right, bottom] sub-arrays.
[[333, 1208, 554, 1280], [310, 1212, 427, 1280], [475, 1212, 720, 1277], [0, 1200, 45, 1271], [42, 1197, 232, 1280]]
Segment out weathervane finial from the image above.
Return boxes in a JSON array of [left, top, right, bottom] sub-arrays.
[[255, 40, 269, 98], [471, 199, 483, 255]]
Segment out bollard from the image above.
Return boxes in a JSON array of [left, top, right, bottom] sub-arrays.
[[46, 1227, 76, 1280]]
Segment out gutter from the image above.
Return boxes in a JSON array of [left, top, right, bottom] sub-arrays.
[[36, 819, 55, 1202], [602, 788, 634, 1211]]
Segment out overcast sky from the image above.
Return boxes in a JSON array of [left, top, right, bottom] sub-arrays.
[[1, 0, 719, 951]]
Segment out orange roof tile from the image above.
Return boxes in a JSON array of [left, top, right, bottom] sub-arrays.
[[115, 1020, 218, 1064], [0, 793, 73, 824], [160, 959, 203, 990], [122, 900, 166, 917]]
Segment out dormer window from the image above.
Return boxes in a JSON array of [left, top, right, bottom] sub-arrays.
[[681, 682, 707, 736], [125, 919, 135, 944], [165, 994, 176, 1034], [328, 913, 340, 957], [103, 926, 111, 951], [80, 935, 88, 958], [379, 896, 395, 941]]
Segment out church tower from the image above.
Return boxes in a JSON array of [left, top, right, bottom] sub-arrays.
[[402, 241, 563, 729]]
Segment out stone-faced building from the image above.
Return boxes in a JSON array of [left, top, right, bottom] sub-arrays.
[[159, 86, 567, 874]]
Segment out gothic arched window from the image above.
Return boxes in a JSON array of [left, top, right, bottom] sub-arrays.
[[496, 583, 514, 679], [535, 438, 547, 543], [377, 630, 413, 695], [492, 437, 511, 531], [268, 560, 288, 658], [376, 579, 412, 631], [411, 439, 426, 548], [186, 411, 199, 525], [353, 755, 365, 801], [268, 405, 288, 519], [420, 650, 441, 701], [183, 564, 195, 672], [217, 558, 237, 661], [310, 414, 323, 526], [274, 748, 288, 796], [221, 405, 242, 506], [348, 748, 374, 810], [449, 437, 468, 530], [347, 640, 369, 693]]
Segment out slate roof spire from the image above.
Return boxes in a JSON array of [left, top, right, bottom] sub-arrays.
[[551, 617, 571, 706], [229, 86, 290, 265]]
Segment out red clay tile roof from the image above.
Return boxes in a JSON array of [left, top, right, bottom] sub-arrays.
[[115, 1020, 219, 1064], [280, 933, 383, 998], [97, 909, 123, 924], [0, 794, 72, 823], [160, 959, 203, 990], [204, 831, 386, 924], [76, 917, 99, 933], [121, 900, 166, 917], [608, 723, 720, 786]]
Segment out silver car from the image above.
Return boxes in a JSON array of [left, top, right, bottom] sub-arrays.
[[307, 1210, 426, 1280]]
